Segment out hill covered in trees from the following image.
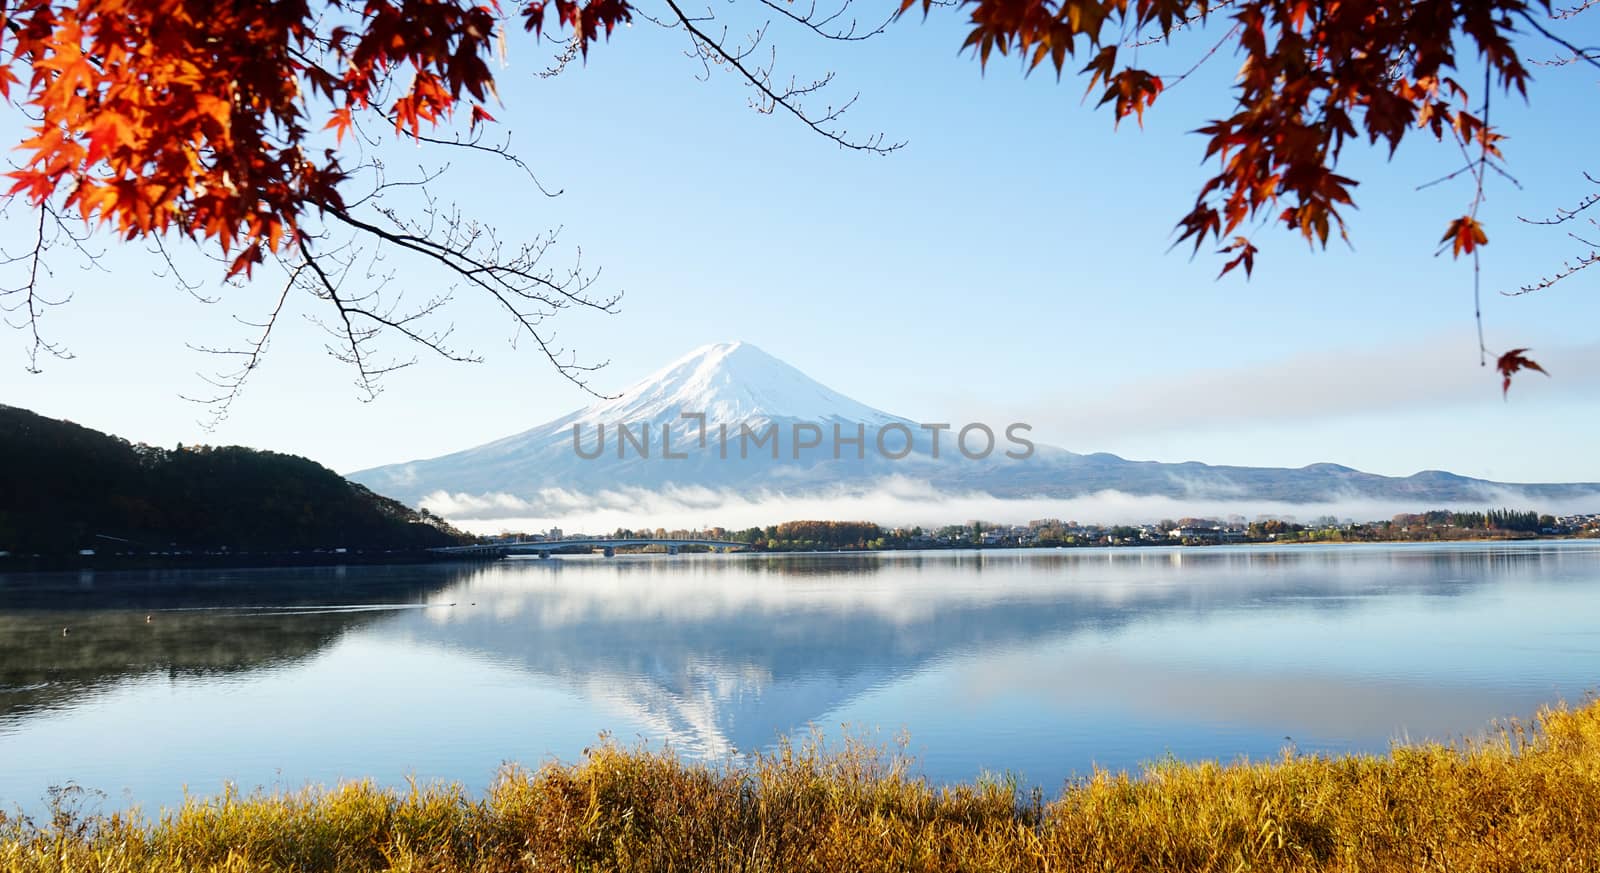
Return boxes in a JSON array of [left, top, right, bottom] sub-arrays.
[[0, 405, 470, 563]]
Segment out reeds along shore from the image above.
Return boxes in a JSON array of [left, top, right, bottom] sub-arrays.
[[4, 699, 1599, 873]]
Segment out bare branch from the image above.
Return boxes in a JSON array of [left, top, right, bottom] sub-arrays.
[[1510, 172, 1600, 295], [1506, 250, 1599, 295], [182, 264, 301, 427], [298, 236, 422, 401], [659, 0, 904, 153], [1518, 173, 1600, 225], [369, 112, 566, 198], [539, 34, 583, 78], [0, 206, 77, 373], [752, 0, 895, 41], [324, 200, 619, 397], [1156, 22, 1241, 89], [1554, 0, 1600, 18], [1128, 0, 1238, 47], [1518, 8, 1600, 71], [149, 234, 217, 304]]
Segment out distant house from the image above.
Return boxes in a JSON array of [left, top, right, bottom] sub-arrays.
[[1169, 527, 1223, 542]]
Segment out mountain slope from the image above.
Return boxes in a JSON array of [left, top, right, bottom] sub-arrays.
[[0, 405, 468, 558], [348, 341, 1600, 509]]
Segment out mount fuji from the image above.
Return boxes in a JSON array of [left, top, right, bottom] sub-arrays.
[[348, 341, 1600, 511]]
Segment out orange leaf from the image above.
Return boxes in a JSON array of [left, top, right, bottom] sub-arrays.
[[325, 108, 354, 146], [470, 104, 496, 132], [226, 244, 264, 281], [1438, 216, 1488, 258], [1216, 236, 1258, 279]]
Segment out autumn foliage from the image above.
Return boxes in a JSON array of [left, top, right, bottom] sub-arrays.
[[3, 0, 529, 279], [902, 0, 1552, 278], [0, 0, 1582, 390]]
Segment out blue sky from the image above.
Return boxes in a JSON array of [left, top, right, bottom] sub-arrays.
[[2, 6, 1598, 484]]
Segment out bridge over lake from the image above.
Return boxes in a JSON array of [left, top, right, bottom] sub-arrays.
[[430, 537, 752, 559]]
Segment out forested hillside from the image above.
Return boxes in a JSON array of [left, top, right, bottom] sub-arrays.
[[0, 405, 469, 559]]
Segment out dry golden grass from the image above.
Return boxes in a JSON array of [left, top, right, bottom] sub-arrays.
[[4, 698, 1599, 872]]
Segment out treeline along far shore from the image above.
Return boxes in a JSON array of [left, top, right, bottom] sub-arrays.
[[6, 403, 1595, 570]]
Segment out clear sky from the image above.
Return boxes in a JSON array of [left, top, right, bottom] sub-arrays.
[[2, 7, 1598, 484]]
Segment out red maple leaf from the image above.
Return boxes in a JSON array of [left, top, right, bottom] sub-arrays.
[[1496, 348, 1548, 398]]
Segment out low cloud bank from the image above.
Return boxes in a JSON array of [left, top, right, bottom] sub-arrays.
[[1039, 338, 1600, 442], [420, 476, 1600, 535]]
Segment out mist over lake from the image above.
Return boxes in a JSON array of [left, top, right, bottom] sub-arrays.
[[3, 541, 1597, 813]]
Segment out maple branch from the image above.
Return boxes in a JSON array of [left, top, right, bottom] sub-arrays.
[[368, 112, 565, 198], [295, 236, 482, 400], [1470, 65, 1493, 366], [324, 201, 618, 397], [1127, 0, 1236, 47], [657, 0, 903, 153], [1518, 172, 1600, 225], [340, 157, 452, 209], [181, 264, 302, 427], [1553, 0, 1600, 18], [1509, 172, 1600, 295], [1506, 250, 1600, 295], [1157, 22, 1240, 89], [0, 206, 76, 373], [328, 204, 615, 311], [751, 0, 896, 41], [1517, 8, 1600, 71], [149, 234, 218, 304], [539, 35, 583, 78]]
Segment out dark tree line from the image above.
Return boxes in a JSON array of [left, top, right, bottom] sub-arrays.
[[0, 405, 469, 558], [1393, 509, 1551, 533], [730, 521, 893, 551]]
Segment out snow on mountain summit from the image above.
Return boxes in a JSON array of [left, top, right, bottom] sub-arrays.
[[345, 341, 1600, 513], [575, 341, 901, 425]]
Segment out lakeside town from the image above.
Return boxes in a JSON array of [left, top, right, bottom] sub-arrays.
[[487, 509, 1600, 553]]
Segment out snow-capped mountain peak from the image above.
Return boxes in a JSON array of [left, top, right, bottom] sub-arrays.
[[575, 341, 900, 426], [346, 342, 1600, 512]]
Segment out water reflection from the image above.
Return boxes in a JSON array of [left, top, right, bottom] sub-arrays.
[[0, 566, 456, 725], [385, 545, 1599, 756], [1, 543, 1597, 810]]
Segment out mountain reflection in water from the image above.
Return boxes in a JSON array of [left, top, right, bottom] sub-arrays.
[[2, 543, 1597, 811]]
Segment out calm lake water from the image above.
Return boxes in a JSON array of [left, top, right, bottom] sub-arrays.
[[2, 542, 1598, 812]]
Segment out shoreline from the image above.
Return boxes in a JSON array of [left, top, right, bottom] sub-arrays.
[[6, 697, 1597, 871], [0, 549, 496, 574], [2, 535, 1596, 578]]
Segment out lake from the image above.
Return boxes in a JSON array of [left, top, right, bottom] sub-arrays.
[[2, 542, 1598, 813]]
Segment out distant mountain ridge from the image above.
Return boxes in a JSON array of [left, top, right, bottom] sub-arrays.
[[348, 341, 1600, 509], [0, 404, 468, 560]]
